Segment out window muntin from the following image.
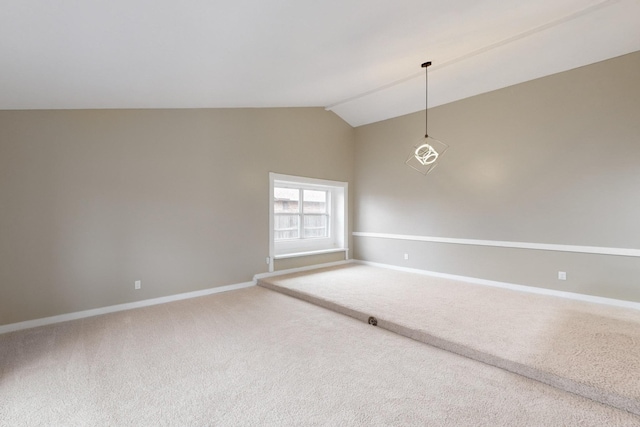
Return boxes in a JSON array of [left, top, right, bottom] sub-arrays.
[[274, 187, 329, 241]]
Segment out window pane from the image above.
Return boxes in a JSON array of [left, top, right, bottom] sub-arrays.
[[274, 214, 299, 240], [274, 187, 299, 213], [303, 190, 327, 213], [303, 215, 328, 238]]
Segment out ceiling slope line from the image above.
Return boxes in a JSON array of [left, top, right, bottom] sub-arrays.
[[324, 0, 620, 112]]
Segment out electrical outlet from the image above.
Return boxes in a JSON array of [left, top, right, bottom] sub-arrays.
[[404, 253, 409, 260], [135, 280, 141, 290], [266, 257, 270, 265], [558, 271, 567, 281]]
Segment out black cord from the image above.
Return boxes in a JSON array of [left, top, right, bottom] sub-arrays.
[[425, 64, 428, 138], [422, 61, 431, 138]]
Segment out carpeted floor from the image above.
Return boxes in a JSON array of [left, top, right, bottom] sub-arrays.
[[258, 263, 640, 417], [2, 285, 639, 425]]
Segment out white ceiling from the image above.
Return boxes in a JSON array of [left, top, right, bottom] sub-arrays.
[[2, 0, 639, 127]]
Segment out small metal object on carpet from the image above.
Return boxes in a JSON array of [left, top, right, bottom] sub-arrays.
[[368, 316, 378, 326]]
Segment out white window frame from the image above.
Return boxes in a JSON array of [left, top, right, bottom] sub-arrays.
[[269, 173, 348, 272]]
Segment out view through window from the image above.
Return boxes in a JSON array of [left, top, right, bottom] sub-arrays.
[[274, 188, 329, 241]]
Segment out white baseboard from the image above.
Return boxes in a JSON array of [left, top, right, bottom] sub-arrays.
[[0, 281, 255, 335], [254, 259, 355, 281], [8, 257, 635, 335], [3, 258, 355, 335], [356, 260, 640, 311]]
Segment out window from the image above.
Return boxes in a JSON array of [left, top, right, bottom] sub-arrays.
[[274, 188, 329, 240], [269, 173, 348, 271]]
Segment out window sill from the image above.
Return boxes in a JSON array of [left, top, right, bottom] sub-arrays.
[[274, 248, 349, 260]]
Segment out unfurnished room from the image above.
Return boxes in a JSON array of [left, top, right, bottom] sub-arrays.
[[1, 1, 640, 425]]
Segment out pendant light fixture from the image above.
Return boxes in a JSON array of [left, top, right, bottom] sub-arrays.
[[405, 61, 449, 175]]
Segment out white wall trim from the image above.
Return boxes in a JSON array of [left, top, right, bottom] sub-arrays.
[[254, 259, 355, 281], [353, 231, 640, 258], [0, 281, 255, 335], [356, 260, 640, 311]]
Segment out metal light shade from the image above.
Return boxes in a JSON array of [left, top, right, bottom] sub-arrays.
[[405, 135, 449, 175]]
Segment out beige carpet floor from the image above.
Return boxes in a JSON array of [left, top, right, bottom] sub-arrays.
[[2, 286, 639, 426], [258, 263, 640, 417]]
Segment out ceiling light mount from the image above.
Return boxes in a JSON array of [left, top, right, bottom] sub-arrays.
[[405, 61, 449, 175]]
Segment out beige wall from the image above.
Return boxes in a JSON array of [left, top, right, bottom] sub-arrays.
[[0, 108, 354, 325], [353, 52, 640, 302], [3, 52, 639, 326]]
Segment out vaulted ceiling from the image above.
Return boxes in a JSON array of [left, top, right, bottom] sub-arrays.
[[2, 0, 639, 127]]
